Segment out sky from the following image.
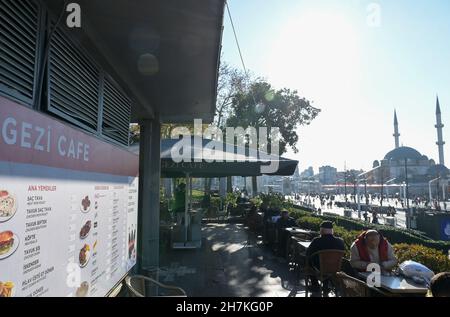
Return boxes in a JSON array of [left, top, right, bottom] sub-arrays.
[[221, 0, 450, 173]]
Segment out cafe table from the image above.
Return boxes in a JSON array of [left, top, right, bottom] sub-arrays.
[[297, 241, 312, 250], [282, 227, 314, 259], [284, 227, 313, 236], [288, 237, 312, 281], [358, 272, 429, 296]]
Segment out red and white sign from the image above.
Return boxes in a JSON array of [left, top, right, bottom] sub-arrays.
[[0, 96, 139, 297]]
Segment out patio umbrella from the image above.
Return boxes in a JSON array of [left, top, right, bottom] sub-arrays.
[[161, 137, 298, 178], [160, 137, 298, 249]]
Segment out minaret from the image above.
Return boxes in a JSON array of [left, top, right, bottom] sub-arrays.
[[393, 110, 400, 149], [435, 96, 445, 166]]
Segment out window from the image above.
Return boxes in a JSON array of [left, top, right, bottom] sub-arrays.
[[0, 0, 39, 105], [47, 24, 100, 132], [102, 76, 132, 146], [46, 14, 132, 147]]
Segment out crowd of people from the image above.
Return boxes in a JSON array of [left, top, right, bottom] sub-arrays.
[[297, 192, 449, 212]]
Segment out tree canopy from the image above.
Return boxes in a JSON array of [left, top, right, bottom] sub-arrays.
[[225, 79, 320, 155]]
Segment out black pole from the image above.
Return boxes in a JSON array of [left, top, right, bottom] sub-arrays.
[[365, 180, 368, 205], [405, 158, 410, 225], [344, 172, 347, 202], [436, 174, 440, 204], [380, 169, 384, 207]]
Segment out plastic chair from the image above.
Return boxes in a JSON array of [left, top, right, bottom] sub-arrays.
[[125, 275, 187, 297], [305, 249, 346, 297], [334, 272, 390, 297]]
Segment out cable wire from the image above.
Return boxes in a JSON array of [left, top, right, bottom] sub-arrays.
[[225, 1, 258, 107]]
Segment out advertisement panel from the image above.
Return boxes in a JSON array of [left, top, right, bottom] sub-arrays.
[[0, 96, 139, 297]]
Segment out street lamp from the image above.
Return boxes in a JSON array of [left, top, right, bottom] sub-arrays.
[[385, 178, 397, 203], [404, 158, 411, 228], [364, 179, 368, 206], [344, 172, 348, 202], [356, 167, 381, 219], [429, 176, 440, 206]]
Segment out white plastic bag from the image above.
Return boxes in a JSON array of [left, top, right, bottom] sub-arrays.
[[399, 260, 435, 285]]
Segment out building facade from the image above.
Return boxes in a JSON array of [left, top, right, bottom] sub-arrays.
[[319, 166, 337, 185]]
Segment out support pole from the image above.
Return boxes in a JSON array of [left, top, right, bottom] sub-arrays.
[[252, 176, 258, 197], [227, 176, 233, 193], [137, 118, 161, 277]]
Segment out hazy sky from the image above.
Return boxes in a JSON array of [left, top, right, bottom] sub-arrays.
[[221, 0, 450, 173]]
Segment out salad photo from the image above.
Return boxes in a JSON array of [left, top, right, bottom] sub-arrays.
[[0, 190, 17, 222]]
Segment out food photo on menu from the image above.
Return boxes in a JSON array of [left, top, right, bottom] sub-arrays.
[[0, 190, 17, 222], [79, 244, 91, 268], [81, 196, 92, 213], [0, 281, 14, 297], [76, 281, 90, 297], [128, 226, 136, 262], [80, 221, 92, 240], [0, 230, 19, 259]]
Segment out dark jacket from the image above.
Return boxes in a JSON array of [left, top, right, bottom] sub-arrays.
[[276, 217, 297, 229], [306, 234, 345, 269]]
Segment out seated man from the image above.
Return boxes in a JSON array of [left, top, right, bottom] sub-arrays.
[[306, 221, 345, 294], [428, 272, 450, 297], [276, 210, 297, 229], [350, 230, 397, 272]]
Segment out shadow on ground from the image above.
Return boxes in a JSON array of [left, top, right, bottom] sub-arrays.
[[159, 223, 308, 297]]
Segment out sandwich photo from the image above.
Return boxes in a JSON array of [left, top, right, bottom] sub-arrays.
[[0, 231, 14, 256]]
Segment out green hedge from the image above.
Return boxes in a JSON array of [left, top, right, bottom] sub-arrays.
[[394, 244, 450, 273], [292, 208, 450, 253]]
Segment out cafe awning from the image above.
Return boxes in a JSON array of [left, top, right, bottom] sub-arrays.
[[45, 0, 225, 123], [160, 138, 299, 178]]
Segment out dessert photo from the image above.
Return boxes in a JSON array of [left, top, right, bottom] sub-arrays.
[[80, 196, 91, 213], [79, 220, 92, 240]]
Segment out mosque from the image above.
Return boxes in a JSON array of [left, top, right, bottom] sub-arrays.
[[370, 97, 449, 197]]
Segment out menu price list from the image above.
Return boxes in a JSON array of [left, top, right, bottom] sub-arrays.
[[0, 164, 139, 298]]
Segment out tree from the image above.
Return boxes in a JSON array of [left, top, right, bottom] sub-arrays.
[[214, 62, 249, 129], [129, 124, 140, 145], [212, 62, 249, 193], [222, 76, 320, 196], [225, 80, 320, 155]]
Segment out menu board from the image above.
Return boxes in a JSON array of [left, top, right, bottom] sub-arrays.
[[0, 96, 139, 297]]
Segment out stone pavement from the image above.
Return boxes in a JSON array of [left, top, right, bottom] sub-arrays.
[[159, 223, 306, 297]]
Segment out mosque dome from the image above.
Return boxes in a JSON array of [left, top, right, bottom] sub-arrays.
[[384, 147, 423, 161]]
